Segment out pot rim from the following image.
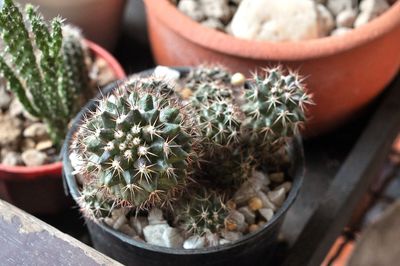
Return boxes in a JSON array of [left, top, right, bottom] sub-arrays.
[[0, 39, 126, 179], [63, 67, 305, 255], [144, 0, 400, 61]]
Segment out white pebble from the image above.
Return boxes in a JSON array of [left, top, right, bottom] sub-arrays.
[[148, 208, 166, 225], [130, 216, 149, 236], [154, 66, 181, 84], [238, 206, 256, 224], [268, 188, 286, 207], [221, 230, 242, 242], [230, 72, 246, 86], [259, 208, 274, 222], [205, 232, 220, 247], [143, 224, 171, 247], [183, 235, 206, 249], [331, 27, 352, 36], [162, 227, 184, 248], [275, 181, 292, 194], [336, 9, 357, 28], [257, 191, 277, 211]]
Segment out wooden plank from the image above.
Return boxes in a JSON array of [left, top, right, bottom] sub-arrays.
[[0, 199, 121, 266], [283, 75, 400, 266]]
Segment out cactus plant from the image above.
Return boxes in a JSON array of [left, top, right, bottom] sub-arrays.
[[177, 188, 228, 236], [241, 67, 313, 151], [0, 0, 90, 148], [72, 78, 198, 212], [184, 65, 232, 91]]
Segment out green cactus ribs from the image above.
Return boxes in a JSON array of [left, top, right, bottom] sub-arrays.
[[242, 67, 313, 150], [177, 188, 228, 236], [73, 78, 197, 211]]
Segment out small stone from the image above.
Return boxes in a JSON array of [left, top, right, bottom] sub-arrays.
[[233, 181, 259, 205], [36, 140, 53, 151], [148, 208, 166, 225], [0, 114, 21, 146], [221, 230, 242, 241], [231, 0, 321, 41], [331, 27, 352, 36], [258, 221, 266, 227], [226, 200, 237, 210], [268, 187, 286, 207], [225, 210, 247, 232], [259, 208, 274, 222], [200, 0, 232, 23], [230, 73, 246, 87], [316, 4, 335, 36], [276, 181, 292, 193], [248, 224, 259, 233], [336, 9, 357, 28], [130, 216, 149, 236], [154, 66, 181, 84], [21, 149, 47, 166], [238, 206, 256, 224], [104, 217, 116, 227], [1, 151, 22, 166], [183, 235, 206, 249], [327, 0, 355, 16], [248, 197, 263, 211], [354, 0, 389, 28], [21, 138, 36, 151], [113, 215, 128, 230], [23, 123, 48, 140], [251, 170, 271, 188], [0, 86, 11, 110], [219, 238, 231, 245], [269, 172, 285, 183], [143, 224, 171, 247], [8, 98, 24, 117], [257, 191, 277, 211], [201, 18, 225, 30], [119, 224, 137, 236], [162, 227, 184, 248], [178, 0, 205, 21], [205, 232, 219, 247], [180, 87, 193, 100]]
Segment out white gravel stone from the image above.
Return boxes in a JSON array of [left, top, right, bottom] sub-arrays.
[[268, 187, 286, 207], [23, 123, 48, 140], [153, 66, 181, 85], [8, 98, 24, 117], [336, 9, 357, 27], [148, 208, 166, 225], [257, 191, 277, 211], [21, 149, 47, 166], [276, 181, 293, 194], [238, 206, 256, 224], [200, 0, 231, 23], [162, 227, 184, 248], [201, 18, 225, 30], [219, 238, 231, 245], [113, 215, 128, 230], [183, 235, 206, 249], [0, 86, 11, 110], [251, 170, 270, 188], [130, 216, 149, 236], [0, 114, 21, 146], [231, 0, 321, 41], [1, 151, 22, 166], [221, 230, 242, 242], [327, 0, 355, 16], [316, 4, 335, 36], [354, 0, 389, 28], [178, 0, 205, 21], [233, 180, 259, 205], [259, 208, 274, 222], [143, 224, 171, 247], [331, 27, 353, 36], [225, 210, 247, 232], [119, 224, 137, 236], [36, 140, 53, 151], [205, 232, 220, 247]]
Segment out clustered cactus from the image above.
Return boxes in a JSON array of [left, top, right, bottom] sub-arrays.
[[71, 65, 312, 239], [0, 0, 90, 147], [72, 79, 197, 211]]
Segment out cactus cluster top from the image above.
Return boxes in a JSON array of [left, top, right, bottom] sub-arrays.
[[0, 0, 91, 148], [70, 65, 312, 239]]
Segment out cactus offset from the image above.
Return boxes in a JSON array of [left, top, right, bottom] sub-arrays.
[[242, 67, 313, 151], [177, 188, 228, 236], [72, 78, 197, 211], [0, 0, 90, 148], [184, 65, 232, 91]]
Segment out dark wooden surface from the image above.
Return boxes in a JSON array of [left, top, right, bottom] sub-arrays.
[[282, 75, 400, 266], [0, 199, 120, 265]]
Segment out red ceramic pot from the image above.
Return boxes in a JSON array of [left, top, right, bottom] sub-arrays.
[[144, 0, 400, 136], [0, 40, 126, 214]]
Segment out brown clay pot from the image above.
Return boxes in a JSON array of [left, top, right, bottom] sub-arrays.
[[144, 0, 400, 136], [0, 40, 126, 215]]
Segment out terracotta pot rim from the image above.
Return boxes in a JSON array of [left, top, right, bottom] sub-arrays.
[[0, 39, 126, 179], [145, 0, 400, 61]]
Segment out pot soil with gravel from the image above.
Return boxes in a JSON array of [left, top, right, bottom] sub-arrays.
[[173, 0, 398, 41]]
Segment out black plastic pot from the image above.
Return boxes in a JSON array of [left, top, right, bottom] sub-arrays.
[[62, 67, 305, 266]]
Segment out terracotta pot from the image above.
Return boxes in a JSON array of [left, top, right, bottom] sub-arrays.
[[0, 41, 126, 214], [144, 0, 400, 136]]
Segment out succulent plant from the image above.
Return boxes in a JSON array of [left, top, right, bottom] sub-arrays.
[[184, 65, 232, 91], [241, 67, 313, 151], [79, 185, 114, 219], [177, 188, 228, 236], [72, 78, 198, 211], [0, 0, 90, 147]]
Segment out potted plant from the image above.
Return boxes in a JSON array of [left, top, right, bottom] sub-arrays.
[[16, 0, 127, 51], [63, 65, 312, 265], [0, 0, 125, 214], [143, 0, 400, 136]]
